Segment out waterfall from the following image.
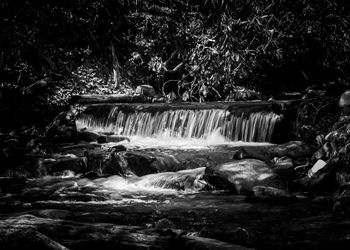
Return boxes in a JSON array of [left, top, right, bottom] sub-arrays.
[[77, 106, 279, 142]]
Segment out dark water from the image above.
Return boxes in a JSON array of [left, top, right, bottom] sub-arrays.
[[1, 175, 348, 250]]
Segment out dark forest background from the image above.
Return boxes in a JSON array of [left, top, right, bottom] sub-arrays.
[[1, 0, 350, 131]]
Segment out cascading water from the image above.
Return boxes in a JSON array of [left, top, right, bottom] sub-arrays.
[[77, 106, 280, 142]]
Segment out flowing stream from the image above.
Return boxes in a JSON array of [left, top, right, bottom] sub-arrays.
[[77, 107, 280, 142], [2, 104, 345, 249]]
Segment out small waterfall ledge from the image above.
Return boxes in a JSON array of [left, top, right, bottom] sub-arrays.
[[76, 102, 281, 142]]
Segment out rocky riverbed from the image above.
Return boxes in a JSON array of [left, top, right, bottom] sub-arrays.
[[2, 94, 350, 249], [1, 134, 350, 249]]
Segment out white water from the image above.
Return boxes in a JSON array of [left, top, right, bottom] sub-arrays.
[[77, 108, 280, 144]]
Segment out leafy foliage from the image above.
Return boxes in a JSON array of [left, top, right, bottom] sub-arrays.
[[0, 0, 349, 105]]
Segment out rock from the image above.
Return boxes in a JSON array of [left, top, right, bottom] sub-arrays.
[[339, 90, 350, 115], [0, 214, 171, 249], [108, 145, 127, 152], [135, 167, 206, 191], [229, 227, 253, 245], [307, 159, 327, 178], [339, 90, 350, 107], [136, 85, 156, 97], [87, 150, 129, 176], [39, 155, 87, 176], [97, 136, 107, 143], [33, 209, 72, 220], [312, 195, 334, 205], [95, 135, 129, 144], [232, 149, 249, 160], [105, 135, 129, 143], [181, 235, 254, 250], [312, 147, 326, 161], [78, 131, 100, 142], [154, 218, 176, 229], [152, 96, 166, 103], [267, 141, 315, 159], [80, 171, 100, 179], [272, 156, 294, 180], [333, 183, 350, 216], [204, 159, 284, 194], [247, 186, 296, 203], [232, 141, 315, 162], [308, 160, 339, 193], [46, 108, 78, 142], [121, 151, 157, 176]]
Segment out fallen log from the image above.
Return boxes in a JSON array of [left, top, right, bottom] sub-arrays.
[[71, 94, 147, 104]]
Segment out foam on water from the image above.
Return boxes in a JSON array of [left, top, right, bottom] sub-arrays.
[[77, 108, 280, 143]]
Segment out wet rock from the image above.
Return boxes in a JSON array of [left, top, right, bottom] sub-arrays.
[[336, 164, 350, 186], [80, 171, 100, 179], [180, 235, 254, 250], [232, 149, 249, 160], [105, 135, 130, 143], [312, 147, 326, 161], [46, 108, 78, 142], [307, 159, 326, 177], [272, 156, 294, 180], [312, 195, 334, 205], [289, 176, 310, 192], [97, 136, 107, 143], [39, 155, 87, 176], [122, 152, 163, 176], [333, 187, 350, 217], [308, 160, 338, 193], [78, 131, 100, 142], [0, 229, 69, 250], [230, 227, 253, 245], [232, 141, 315, 162], [247, 186, 296, 203], [95, 135, 129, 144], [136, 84, 156, 97], [33, 209, 72, 220], [154, 218, 176, 229], [0, 214, 171, 249], [204, 159, 284, 194], [333, 183, 350, 216], [339, 90, 350, 115], [88, 150, 129, 176], [108, 145, 127, 153], [152, 96, 166, 103], [267, 141, 315, 159], [135, 167, 206, 191]]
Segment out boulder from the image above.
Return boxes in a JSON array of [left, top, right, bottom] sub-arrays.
[[247, 186, 296, 203], [121, 151, 180, 176], [46, 108, 78, 142], [78, 131, 100, 142], [308, 160, 338, 193], [271, 156, 294, 180], [38, 155, 87, 176], [122, 151, 158, 176], [339, 90, 350, 115], [78, 131, 130, 144], [135, 167, 206, 191], [136, 85, 156, 97], [233, 141, 315, 162], [267, 141, 315, 159], [181, 235, 254, 250], [307, 159, 327, 178], [204, 159, 284, 194], [85, 149, 128, 176], [154, 218, 176, 229]]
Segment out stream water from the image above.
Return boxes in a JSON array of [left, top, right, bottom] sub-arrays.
[[0, 105, 349, 249]]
